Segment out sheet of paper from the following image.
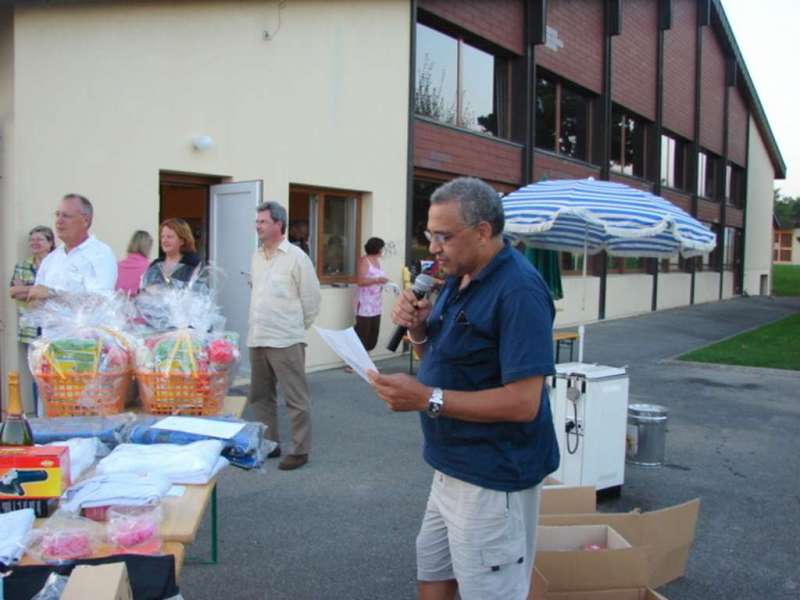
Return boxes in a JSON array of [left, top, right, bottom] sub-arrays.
[[314, 326, 379, 383], [151, 416, 245, 439], [167, 485, 186, 497]]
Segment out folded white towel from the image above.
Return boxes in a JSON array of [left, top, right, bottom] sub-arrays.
[[97, 439, 228, 484], [48, 438, 103, 483], [0, 508, 35, 566], [60, 472, 172, 513]]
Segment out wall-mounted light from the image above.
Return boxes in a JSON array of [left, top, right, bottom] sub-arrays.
[[191, 135, 213, 151]]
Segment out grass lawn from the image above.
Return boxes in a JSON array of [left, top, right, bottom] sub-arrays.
[[773, 264, 800, 296], [679, 313, 800, 370]]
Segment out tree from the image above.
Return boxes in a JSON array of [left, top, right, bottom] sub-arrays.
[[414, 55, 456, 124], [774, 188, 800, 227]]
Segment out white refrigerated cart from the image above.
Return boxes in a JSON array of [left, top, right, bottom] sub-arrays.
[[546, 362, 629, 492]]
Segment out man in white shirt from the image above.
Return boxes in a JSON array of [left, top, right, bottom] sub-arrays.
[[248, 201, 321, 471], [9, 194, 117, 301]]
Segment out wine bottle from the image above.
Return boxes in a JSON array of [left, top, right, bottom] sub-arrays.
[[0, 372, 33, 446]]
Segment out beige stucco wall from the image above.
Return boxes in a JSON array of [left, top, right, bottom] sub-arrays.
[[694, 271, 720, 304], [605, 273, 652, 320], [721, 271, 734, 299], [744, 117, 777, 295], [1, 0, 410, 386], [553, 275, 600, 328], [657, 272, 691, 309]]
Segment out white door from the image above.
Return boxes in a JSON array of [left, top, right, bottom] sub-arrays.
[[209, 181, 262, 375]]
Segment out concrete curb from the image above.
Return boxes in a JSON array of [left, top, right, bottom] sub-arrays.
[[659, 357, 800, 378]]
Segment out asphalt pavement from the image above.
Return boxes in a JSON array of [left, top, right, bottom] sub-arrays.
[[178, 295, 800, 600]]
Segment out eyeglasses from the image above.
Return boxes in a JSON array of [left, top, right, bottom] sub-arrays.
[[424, 226, 472, 246]]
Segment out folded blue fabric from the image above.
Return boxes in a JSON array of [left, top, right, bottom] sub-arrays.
[[29, 414, 134, 446], [120, 416, 269, 470]]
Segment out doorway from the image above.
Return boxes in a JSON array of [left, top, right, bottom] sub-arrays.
[[158, 172, 262, 374], [159, 171, 225, 262]]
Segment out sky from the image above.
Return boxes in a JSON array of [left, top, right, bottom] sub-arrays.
[[720, 0, 799, 197]]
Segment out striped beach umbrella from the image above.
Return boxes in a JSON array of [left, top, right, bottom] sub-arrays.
[[502, 178, 716, 361]]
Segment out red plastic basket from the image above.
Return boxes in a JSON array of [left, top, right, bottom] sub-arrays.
[[35, 368, 130, 417], [135, 370, 227, 415]]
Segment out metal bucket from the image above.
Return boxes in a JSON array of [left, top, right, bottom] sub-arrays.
[[626, 403, 668, 466]]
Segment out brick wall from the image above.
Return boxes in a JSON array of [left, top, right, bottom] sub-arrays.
[[536, 0, 604, 93], [533, 150, 601, 181], [728, 86, 748, 167], [662, 188, 692, 213], [414, 119, 523, 185], [726, 207, 744, 228], [699, 26, 726, 155], [612, 0, 657, 120], [418, 0, 524, 55], [662, 0, 696, 140], [697, 198, 721, 223], [610, 172, 653, 192]]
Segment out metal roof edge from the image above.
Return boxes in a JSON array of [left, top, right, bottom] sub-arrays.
[[712, 0, 786, 179]]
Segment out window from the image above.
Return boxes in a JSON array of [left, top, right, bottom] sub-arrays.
[[697, 150, 719, 199], [611, 105, 649, 178], [723, 227, 740, 271], [660, 134, 687, 190], [607, 255, 647, 274], [410, 178, 442, 265], [726, 164, 744, 208], [659, 254, 689, 273], [774, 231, 793, 262], [560, 252, 585, 275], [289, 185, 361, 283], [415, 23, 508, 136], [535, 75, 593, 162], [699, 222, 720, 270]]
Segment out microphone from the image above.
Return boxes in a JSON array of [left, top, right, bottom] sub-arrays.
[[387, 274, 437, 352]]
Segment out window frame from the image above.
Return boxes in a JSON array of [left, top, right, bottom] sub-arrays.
[[535, 73, 594, 163], [660, 132, 687, 191], [288, 184, 363, 285], [610, 105, 650, 179], [414, 22, 509, 138]]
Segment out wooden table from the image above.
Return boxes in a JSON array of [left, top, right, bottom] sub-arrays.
[[19, 541, 185, 576], [23, 395, 248, 576]]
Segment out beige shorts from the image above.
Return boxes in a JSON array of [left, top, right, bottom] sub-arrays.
[[416, 470, 542, 600]]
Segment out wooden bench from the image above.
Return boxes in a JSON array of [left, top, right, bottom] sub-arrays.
[[553, 330, 579, 363]]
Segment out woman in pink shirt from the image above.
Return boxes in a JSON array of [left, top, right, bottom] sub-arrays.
[[354, 237, 389, 352], [116, 230, 153, 296]]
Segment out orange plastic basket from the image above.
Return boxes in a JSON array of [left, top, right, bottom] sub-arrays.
[[35, 369, 130, 417], [136, 370, 227, 415]]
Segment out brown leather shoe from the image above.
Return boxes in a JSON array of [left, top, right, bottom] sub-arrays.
[[278, 454, 308, 471]]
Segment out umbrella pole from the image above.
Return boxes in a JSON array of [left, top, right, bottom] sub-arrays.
[[578, 233, 588, 363]]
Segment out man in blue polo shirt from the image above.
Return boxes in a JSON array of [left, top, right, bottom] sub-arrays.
[[369, 177, 559, 600]]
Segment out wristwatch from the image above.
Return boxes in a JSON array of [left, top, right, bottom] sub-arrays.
[[427, 387, 444, 419]]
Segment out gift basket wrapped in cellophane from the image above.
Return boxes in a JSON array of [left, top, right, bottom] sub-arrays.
[[26, 293, 135, 417], [133, 276, 240, 415]]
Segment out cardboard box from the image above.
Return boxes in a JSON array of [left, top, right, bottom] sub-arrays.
[[536, 480, 697, 596], [535, 525, 648, 592], [62, 562, 133, 600], [530, 559, 669, 600], [0, 446, 70, 499], [541, 482, 597, 515], [539, 498, 700, 589]]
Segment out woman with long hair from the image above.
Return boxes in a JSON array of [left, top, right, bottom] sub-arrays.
[[141, 218, 203, 288], [116, 230, 153, 295]]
